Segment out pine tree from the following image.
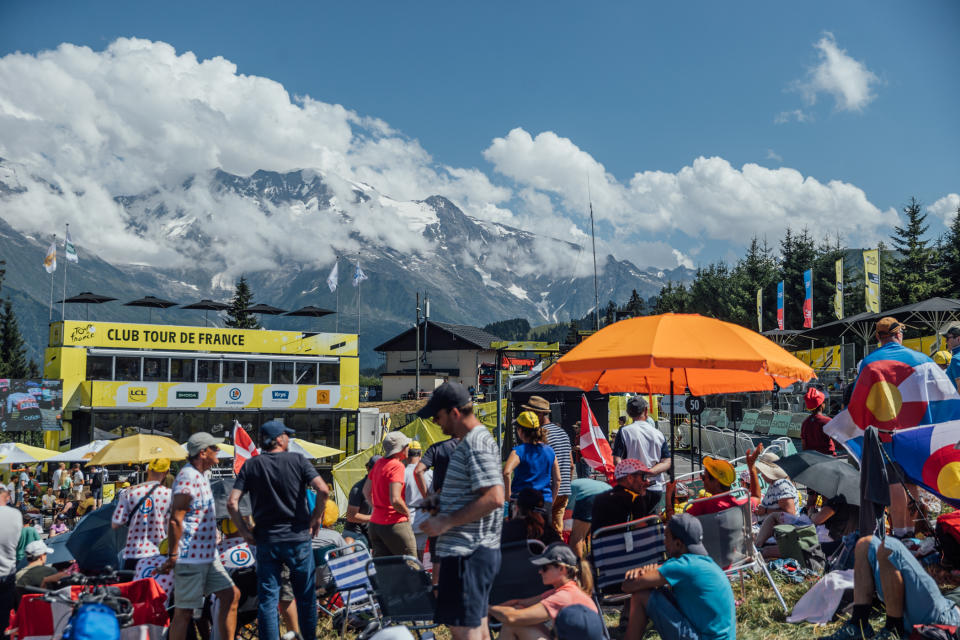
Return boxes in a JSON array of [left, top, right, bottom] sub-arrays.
[[889, 197, 939, 305], [603, 300, 617, 327], [225, 276, 260, 329], [653, 282, 690, 314], [0, 298, 30, 378], [626, 289, 645, 317], [564, 320, 579, 347], [939, 207, 960, 297]]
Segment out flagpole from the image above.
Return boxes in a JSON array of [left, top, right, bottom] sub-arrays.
[[61, 224, 69, 321], [48, 233, 57, 321], [356, 252, 361, 335], [335, 256, 340, 333]]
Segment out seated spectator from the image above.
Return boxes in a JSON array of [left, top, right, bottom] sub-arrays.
[[622, 513, 736, 640], [76, 491, 96, 517], [40, 487, 56, 512], [752, 451, 798, 517], [16, 511, 41, 563], [566, 477, 613, 557], [488, 543, 597, 639], [673, 446, 763, 517], [15, 540, 70, 598], [590, 460, 653, 535], [820, 535, 960, 640], [756, 494, 858, 558], [502, 412, 560, 516], [48, 514, 69, 537], [501, 488, 562, 547]]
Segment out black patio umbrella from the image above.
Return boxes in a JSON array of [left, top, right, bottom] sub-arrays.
[[55, 291, 118, 320], [211, 477, 252, 519], [181, 298, 231, 326], [285, 305, 335, 331], [247, 303, 287, 315], [67, 503, 127, 572], [45, 532, 74, 566], [776, 450, 861, 506], [124, 295, 179, 323]]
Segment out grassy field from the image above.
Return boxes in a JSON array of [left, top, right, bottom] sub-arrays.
[[306, 570, 890, 640]]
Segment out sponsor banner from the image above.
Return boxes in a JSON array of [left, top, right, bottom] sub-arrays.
[[793, 349, 812, 365], [659, 395, 688, 416], [803, 269, 813, 329], [834, 258, 844, 320], [776, 281, 784, 330], [90, 381, 349, 409], [864, 249, 880, 313], [49, 320, 358, 356], [756, 288, 762, 332], [809, 346, 841, 372]]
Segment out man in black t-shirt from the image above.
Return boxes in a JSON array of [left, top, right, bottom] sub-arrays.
[[227, 420, 330, 640], [89, 466, 106, 508], [414, 437, 459, 496], [343, 455, 379, 546], [590, 459, 653, 535]]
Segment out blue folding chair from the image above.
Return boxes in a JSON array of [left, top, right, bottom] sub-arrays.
[[590, 515, 667, 604], [324, 542, 381, 635]]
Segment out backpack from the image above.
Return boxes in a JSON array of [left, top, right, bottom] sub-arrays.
[[775, 523, 826, 573], [62, 603, 120, 640], [937, 511, 960, 568]]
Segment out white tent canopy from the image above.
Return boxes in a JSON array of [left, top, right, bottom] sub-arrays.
[[46, 440, 113, 463]]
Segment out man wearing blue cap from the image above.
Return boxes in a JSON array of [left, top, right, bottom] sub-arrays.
[[622, 513, 735, 640], [227, 420, 330, 640]]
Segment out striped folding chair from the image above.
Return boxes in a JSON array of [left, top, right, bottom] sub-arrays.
[[590, 515, 666, 605], [324, 542, 381, 635]]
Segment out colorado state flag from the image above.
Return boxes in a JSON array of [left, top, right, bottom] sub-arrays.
[[825, 342, 960, 504]]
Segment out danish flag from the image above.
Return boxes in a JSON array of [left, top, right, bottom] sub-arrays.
[[233, 420, 259, 474], [579, 395, 615, 484]]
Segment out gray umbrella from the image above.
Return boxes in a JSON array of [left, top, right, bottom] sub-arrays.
[[775, 450, 861, 506], [247, 303, 287, 315], [181, 299, 231, 326], [66, 503, 127, 572], [56, 292, 118, 320]]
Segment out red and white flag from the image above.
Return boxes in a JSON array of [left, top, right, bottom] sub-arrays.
[[233, 420, 259, 474], [579, 395, 615, 484]]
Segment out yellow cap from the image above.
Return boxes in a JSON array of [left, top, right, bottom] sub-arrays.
[[221, 518, 239, 535], [121, 481, 131, 487], [409, 441, 422, 452], [516, 411, 540, 430], [322, 500, 340, 528], [702, 456, 736, 487], [934, 350, 953, 366], [147, 458, 170, 473]]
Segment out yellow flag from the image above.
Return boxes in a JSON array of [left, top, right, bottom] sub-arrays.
[[43, 239, 57, 274], [864, 249, 880, 313], [834, 258, 844, 320], [756, 288, 763, 332]]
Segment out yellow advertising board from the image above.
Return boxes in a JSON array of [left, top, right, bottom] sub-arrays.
[[809, 346, 841, 371], [793, 349, 812, 365], [49, 321, 357, 357], [88, 381, 359, 410]]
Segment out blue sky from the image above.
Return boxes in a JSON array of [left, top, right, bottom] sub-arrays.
[[1, 1, 958, 270]]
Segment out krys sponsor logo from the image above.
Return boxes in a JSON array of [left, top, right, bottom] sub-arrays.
[[127, 387, 148, 402], [271, 390, 290, 400], [176, 391, 200, 400]]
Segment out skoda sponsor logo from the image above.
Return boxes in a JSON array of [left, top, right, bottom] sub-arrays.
[[127, 387, 147, 402], [176, 391, 200, 400], [271, 390, 290, 400]]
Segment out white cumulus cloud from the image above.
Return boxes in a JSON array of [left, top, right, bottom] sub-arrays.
[[792, 32, 880, 113], [929, 194, 960, 223]]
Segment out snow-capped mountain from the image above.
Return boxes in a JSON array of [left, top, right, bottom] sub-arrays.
[[0, 161, 693, 365]]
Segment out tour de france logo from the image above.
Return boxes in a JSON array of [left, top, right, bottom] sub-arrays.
[[70, 324, 96, 342], [228, 547, 253, 567]]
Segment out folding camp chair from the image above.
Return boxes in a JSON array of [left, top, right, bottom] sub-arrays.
[[687, 489, 788, 612], [324, 542, 381, 635], [590, 515, 666, 605], [364, 555, 437, 637], [489, 540, 547, 606]]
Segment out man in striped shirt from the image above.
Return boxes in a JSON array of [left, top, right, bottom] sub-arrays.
[[523, 395, 573, 533], [420, 382, 504, 640]]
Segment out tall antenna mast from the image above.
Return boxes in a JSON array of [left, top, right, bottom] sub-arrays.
[[588, 176, 599, 331]]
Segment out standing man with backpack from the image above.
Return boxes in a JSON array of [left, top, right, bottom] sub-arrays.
[[111, 459, 173, 570], [89, 465, 106, 509]]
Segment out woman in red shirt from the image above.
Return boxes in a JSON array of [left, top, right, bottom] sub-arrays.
[[800, 387, 835, 456], [363, 431, 417, 557]]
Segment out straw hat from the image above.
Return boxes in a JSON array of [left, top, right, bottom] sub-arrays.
[[753, 451, 788, 481], [521, 396, 551, 413]]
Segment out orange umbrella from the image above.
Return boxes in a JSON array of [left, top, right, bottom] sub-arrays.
[[541, 313, 815, 395]]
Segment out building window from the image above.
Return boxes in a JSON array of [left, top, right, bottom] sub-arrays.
[[86, 356, 113, 381], [115, 357, 141, 381], [223, 360, 245, 383], [247, 360, 270, 384], [197, 359, 221, 383], [294, 362, 318, 385], [272, 361, 294, 384], [170, 358, 196, 382], [143, 357, 168, 382], [318, 362, 340, 385]]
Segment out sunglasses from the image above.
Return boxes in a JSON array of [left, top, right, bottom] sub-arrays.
[[207, 445, 220, 452], [538, 563, 560, 573]]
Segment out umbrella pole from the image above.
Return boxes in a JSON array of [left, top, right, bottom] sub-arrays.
[[669, 368, 675, 481]]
